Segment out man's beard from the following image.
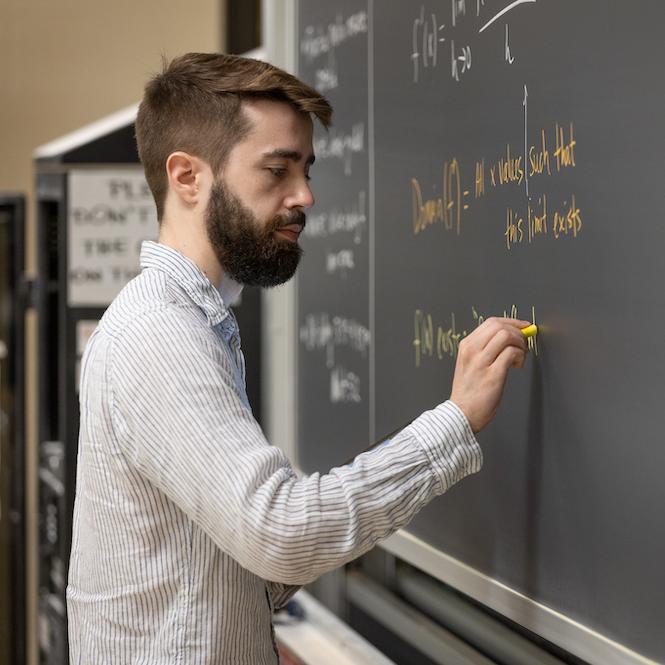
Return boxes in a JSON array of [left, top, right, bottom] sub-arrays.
[[205, 180, 305, 288]]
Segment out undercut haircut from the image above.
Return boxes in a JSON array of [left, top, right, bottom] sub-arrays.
[[135, 52, 332, 221]]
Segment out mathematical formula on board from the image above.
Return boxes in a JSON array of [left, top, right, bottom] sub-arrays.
[[300, 10, 368, 92], [296, 2, 557, 406], [411, 0, 538, 84], [414, 304, 539, 369], [299, 313, 370, 404], [411, 89, 581, 251]]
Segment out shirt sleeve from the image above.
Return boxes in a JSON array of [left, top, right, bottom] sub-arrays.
[[109, 306, 482, 586], [265, 581, 300, 611]]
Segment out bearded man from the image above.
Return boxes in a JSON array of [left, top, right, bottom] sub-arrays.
[[67, 53, 529, 665]]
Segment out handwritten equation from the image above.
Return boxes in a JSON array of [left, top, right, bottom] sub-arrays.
[[411, 159, 469, 236], [411, 0, 537, 83], [314, 123, 365, 176], [299, 313, 370, 403], [300, 10, 368, 92], [410, 106, 581, 250], [413, 303, 539, 368], [304, 190, 367, 244]]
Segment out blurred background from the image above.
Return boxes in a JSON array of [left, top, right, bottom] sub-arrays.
[[0, 2, 264, 662]]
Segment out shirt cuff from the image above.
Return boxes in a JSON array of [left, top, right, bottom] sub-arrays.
[[405, 400, 483, 494]]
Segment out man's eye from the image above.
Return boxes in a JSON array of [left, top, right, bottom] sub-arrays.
[[268, 167, 287, 177]]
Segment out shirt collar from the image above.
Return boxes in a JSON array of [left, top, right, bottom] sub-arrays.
[[139, 241, 243, 327]]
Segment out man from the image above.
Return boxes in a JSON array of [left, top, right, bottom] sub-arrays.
[[67, 53, 529, 664]]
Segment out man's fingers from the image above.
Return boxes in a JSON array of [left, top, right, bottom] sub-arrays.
[[461, 317, 532, 352], [495, 345, 527, 374], [482, 325, 527, 364], [510, 349, 526, 368], [502, 317, 533, 328], [450, 318, 530, 433]]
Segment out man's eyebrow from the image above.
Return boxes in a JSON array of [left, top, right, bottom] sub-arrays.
[[261, 149, 316, 165]]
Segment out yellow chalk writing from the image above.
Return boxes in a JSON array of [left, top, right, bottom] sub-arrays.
[[528, 128, 551, 177], [554, 122, 576, 171], [411, 159, 464, 237], [407, 120, 580, 250], [553, 195, 582, 239], [414, 305, 539, 367]]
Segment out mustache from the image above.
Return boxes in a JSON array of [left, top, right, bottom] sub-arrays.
[[274, 209, 307, 229]]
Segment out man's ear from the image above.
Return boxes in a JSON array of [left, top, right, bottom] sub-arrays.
[[165, 152, 210, 206]]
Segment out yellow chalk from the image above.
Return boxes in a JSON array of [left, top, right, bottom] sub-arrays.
[[521, 324, 538, 338]]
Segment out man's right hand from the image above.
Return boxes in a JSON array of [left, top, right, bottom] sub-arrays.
[[449, 317, 531, 434]]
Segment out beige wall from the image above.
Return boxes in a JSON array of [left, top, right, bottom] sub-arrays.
[[0, 0, 224, 272], [0, 2, 225, 661]]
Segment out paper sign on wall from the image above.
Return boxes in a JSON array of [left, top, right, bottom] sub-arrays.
[[68, 169, 159, 306]]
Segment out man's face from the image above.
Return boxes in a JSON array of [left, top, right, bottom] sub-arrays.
[[206, 99, 315, 288]]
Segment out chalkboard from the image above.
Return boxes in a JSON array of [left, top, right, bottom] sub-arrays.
[[296, 1, 371, 472], [295, 2, 665, 663]]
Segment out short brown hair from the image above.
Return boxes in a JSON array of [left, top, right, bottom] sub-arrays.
[[135, 52, 332, 220]]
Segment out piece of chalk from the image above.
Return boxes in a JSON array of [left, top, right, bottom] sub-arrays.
[[521, 324, 538, 338]]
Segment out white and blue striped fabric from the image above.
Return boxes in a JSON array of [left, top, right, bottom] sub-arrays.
[[67, 240, 483, 664]]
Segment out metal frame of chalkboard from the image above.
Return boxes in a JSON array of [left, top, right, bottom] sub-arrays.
[[260, 0, 298, 463], [288, 2, 659, 665], [382, 530, 653, 665]]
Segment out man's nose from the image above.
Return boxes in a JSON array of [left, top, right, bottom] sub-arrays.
[[287, 180, 315, 209]]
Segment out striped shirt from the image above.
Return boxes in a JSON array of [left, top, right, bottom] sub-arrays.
[[67, 240, 483, 664]]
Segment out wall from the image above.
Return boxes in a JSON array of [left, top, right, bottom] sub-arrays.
[[0, 2, 224, 661]]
